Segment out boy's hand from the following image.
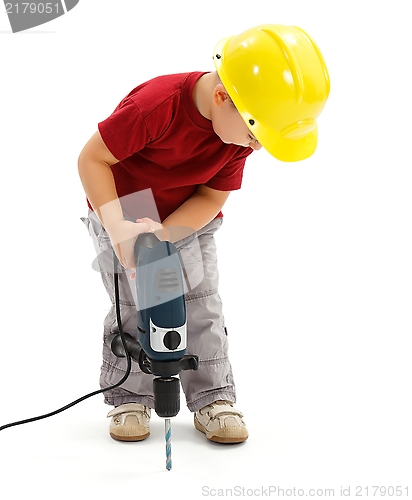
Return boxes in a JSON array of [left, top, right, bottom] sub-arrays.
[[106, 218, 163, 279]]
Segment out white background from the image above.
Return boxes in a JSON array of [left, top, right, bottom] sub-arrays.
[[0, 1, 411, 498]]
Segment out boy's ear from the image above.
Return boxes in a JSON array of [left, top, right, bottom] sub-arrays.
[[212, 84, 231, 107]]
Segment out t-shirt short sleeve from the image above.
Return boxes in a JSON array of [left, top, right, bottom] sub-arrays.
[[98, 98, 151, 162], [205, 147, 252, 191]]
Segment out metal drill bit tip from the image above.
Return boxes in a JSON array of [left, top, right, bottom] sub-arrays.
[[165, 418, 172, 471]]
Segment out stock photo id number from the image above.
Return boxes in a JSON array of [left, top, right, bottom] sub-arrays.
[[3, 0, 79, 32]]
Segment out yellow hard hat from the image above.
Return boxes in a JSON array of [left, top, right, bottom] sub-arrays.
[[213, 24, 330, 161]]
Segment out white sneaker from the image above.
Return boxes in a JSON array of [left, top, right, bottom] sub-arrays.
[[107, 403, 151, 442], [194, 400, 248, 443]]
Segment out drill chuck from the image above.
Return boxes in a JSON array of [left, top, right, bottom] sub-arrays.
[[153, 377, 180, 418]]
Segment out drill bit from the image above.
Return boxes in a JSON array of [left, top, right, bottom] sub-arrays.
[[165, 418, 172, 471]]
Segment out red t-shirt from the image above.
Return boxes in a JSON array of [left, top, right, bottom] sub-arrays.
[[93, 72, 253, 222]]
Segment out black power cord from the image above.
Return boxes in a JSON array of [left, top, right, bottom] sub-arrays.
[[0, 251, 132, 433]]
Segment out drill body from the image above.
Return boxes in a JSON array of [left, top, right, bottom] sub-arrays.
[[135, 233, 187, 365]]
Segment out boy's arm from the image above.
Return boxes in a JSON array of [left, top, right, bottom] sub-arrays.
[[78, 130, 123, 228], [161, 185, 230, 242], [78, 130, 154, 271]]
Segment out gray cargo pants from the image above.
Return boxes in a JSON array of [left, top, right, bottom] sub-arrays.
[[82, 210, 236, 412]]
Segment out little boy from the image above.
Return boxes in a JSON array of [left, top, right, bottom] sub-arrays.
[[78, 24, 329, 443]]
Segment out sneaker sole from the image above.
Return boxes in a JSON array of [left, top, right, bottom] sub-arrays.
[[194, 416, 248, 444], [109, 429, 150, 442]]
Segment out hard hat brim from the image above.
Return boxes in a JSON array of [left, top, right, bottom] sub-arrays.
[[261, 124, 319, 162]]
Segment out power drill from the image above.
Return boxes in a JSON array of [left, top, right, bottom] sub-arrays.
[[106, 232, 199, 469]]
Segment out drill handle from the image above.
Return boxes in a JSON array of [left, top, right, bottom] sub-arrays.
[[106, 332, 143, 364]]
